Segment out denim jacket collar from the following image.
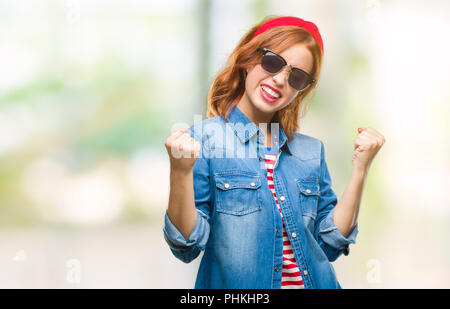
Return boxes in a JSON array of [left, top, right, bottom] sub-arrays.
[[226, 105, 292, 155]]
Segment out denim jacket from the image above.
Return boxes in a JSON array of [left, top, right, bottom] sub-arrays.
[[163, 105, 358, 289]]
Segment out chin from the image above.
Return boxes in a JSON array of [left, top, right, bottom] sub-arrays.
[[251, 94, 281, 113]]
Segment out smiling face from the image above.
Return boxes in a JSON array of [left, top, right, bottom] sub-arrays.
[[237, 43, 314, 123]]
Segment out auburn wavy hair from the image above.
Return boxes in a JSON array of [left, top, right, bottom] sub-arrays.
[[206, 15, 323, 141]]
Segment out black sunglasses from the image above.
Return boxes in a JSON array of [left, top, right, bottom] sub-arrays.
[[259, 47, 315, 91]]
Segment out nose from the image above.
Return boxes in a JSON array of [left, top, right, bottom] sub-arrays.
[[272, 65, 291, 86]]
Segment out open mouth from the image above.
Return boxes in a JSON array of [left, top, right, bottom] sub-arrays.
[[260, 85, 281, 103]]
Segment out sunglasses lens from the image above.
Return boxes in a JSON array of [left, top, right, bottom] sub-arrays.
[[261, 53, 284, 74], [289, 69, 312, 91]]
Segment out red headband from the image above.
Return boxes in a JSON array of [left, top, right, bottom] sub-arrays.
[[251, 16, 324, 53]]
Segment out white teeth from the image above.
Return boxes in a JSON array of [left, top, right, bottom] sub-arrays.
[[261, 86, 280, 98]]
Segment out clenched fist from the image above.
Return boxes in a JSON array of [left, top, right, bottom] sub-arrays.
[[165, 127, 201, 173], [352, 127, 385, 172]]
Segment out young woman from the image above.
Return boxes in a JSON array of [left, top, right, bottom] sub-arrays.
[[163, 15, 385, 289]]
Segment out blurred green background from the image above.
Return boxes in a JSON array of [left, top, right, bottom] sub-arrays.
[[0, 0, 449, 288]]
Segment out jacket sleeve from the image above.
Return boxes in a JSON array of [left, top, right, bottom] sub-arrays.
[[314, 140, 358, 262], [162, 125, 212, 263]]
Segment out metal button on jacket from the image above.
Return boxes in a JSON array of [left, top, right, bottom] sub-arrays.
[[306, 189, 311, 194], [291, 232, 297, 238], [224, 183, 230, 189], [279, 196, 285, 201]]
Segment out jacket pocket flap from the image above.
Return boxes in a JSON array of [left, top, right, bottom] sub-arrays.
[[296, 179, 320, 196], [215, 173, 261, 191]]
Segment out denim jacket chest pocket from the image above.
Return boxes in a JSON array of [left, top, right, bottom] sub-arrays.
[[214, 171, 262, 216], [296, 178, 321, 232]]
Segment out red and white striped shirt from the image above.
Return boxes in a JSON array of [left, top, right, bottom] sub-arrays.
[[265, 153, 304, 289]]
